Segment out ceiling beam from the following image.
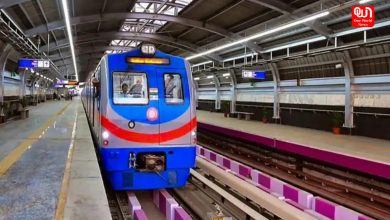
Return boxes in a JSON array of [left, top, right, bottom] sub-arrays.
[[25, 11, 263, 56], [0, 0, 30, 8], [55, 55, 101, 67], [49, 45, 134, 61], [136, 0, 188, 8], [246, 0, 333, 38], [246, 0, 294, 15], [25, 12, 232, 38], [40, 31, 223, 62]]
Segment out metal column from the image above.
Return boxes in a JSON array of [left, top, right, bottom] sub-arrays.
[[213, 73, 221, 110], [193, 77, 199, 108], [343, 56, 355, 128], [18, 69, 27, 110], [270, 63, 281, 119], [0, 44, 13, 119], [0, 44, 13, 103], [229, 69, 237, 113]]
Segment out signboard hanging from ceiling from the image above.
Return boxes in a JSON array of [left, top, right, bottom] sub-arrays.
[[242, 70, 266, 79], [18, 59, 50, 69]]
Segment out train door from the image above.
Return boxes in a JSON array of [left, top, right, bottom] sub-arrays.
[[110, 70, 159, 144], [157, 68, 191, 145]]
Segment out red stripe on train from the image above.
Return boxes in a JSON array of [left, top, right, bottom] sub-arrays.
[[101, 115, 197, 143]]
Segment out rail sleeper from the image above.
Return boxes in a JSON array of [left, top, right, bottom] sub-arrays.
[[127, 192, 142, 217], [134, 209, 148, 220], [153, 189, 192, 220], [174, 207, 192, 220], [166, 198, 179, 220], [283, 184, 313, 210], [270, 178, 285, 200]]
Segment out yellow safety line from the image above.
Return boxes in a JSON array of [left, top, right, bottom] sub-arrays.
[[0, 103, 70, 176], [54, 112, 78, 220]]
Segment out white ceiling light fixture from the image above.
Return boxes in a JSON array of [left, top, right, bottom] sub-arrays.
[[61, 0, 79, 82], [206, 75, 214, 79], [193, 77, 200, 80], [185, 11, 330, 61], [223, 53, 257, 62], [222, 73, 231, 77], [359, 0, 373, 4], [263, 36, 327, 52], [191, 60, 213, 67]]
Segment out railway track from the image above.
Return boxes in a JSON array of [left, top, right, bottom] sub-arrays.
[[171, 170, 255, 220], [104, 178, 129, 220], [198, 129, 390, 220], [104, 168, 274, 220]]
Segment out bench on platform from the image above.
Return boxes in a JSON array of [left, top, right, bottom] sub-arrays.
[[231, 111, 254, 120]]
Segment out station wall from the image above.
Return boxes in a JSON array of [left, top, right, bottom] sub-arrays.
[[199, 92, 390, 108]]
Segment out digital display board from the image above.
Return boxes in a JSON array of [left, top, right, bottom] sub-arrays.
[[126, 57, 170, 65], [242, 70, 266, 79], [55, 80, 78, 87], [18, 59, 50, 69]]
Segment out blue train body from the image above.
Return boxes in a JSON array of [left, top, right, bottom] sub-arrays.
[[81, 46, 197, 190]]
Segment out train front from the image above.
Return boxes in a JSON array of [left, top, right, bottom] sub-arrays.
[[100, 44, 197, 190]]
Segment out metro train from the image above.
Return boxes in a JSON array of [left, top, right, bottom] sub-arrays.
[[81, 44, 197, 190]]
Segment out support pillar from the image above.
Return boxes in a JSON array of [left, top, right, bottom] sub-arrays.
[[0, 44, 13, 121], [18, 70, 27, 110], [213, 73, 221, 110], [193, 77, 199, 108], [270, 63, 280, 120], [229, 69, 237, 113], [343, 55, 355, 128]]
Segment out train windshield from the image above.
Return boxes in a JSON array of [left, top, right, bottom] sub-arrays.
[[164, 73, 183, 104], [112, 72, 148, 104]]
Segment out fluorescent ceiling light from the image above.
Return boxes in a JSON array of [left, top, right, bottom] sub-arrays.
[[190, 19, 389, 68], [186, 11, 329, 60], [222, 73, 230, 77], [192, 61, 213, 67], [263, 36, 327, 52], [335, 20, 390, 37], [223, 52, 257, 62], [61, 0, 79, 82], [206, 75, 214, 79], [194, 77, 200, 80], [359, 0, 373, 3]]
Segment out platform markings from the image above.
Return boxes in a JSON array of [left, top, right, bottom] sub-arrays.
[[0, 103, 71, 176], [55, 112, 78, 220]]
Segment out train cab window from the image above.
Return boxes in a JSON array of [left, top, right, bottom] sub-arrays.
[[113, 72, 148, 104], [164, 73, 183, 104]]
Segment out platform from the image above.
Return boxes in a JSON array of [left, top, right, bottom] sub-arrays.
[[197, 110, 390, 180], [0, 99, 111, 220]]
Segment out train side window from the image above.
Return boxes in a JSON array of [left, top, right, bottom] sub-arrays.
[[113, 72, 148, 105], [164, 73, 183, 104]]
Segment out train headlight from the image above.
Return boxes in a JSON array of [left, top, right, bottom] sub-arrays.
[[141, 44, 156, 55], [102, 131, 109, 139]]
